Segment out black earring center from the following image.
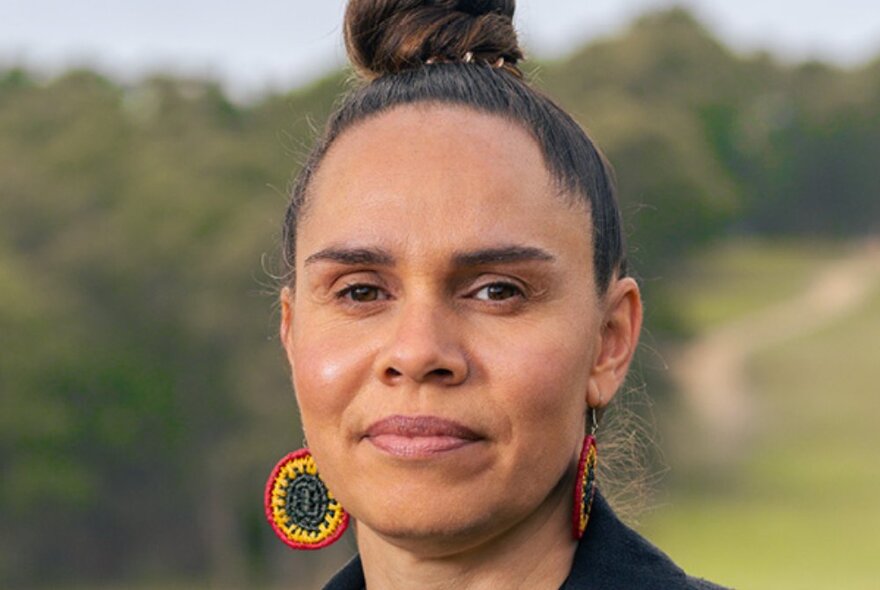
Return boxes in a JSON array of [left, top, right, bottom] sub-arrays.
[[286, 473, 331, 532]]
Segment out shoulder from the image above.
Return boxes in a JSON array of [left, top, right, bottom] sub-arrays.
[[561, 491, 732, 590], [323, 553, 364, 590], [686, 576, 730, 589]]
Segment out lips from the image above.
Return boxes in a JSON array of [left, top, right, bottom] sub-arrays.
[[363, 415, 483, 458]]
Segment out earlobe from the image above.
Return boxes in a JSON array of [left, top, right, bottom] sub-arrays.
[[586, 380, 604, 409], [588, 277, 643, 407]]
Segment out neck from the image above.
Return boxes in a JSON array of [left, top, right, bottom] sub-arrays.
[[356, 474, 578, 590]]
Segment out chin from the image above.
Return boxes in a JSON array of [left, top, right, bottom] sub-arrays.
[[358, 507, 503, 556], [324, 445, 561, 552], [348, 478, 531, 554]]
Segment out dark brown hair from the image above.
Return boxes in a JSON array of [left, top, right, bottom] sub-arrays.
[[282, 0, 627, 294]]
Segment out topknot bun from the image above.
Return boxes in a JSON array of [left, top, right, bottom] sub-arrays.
[[344, 0, 524, 80]]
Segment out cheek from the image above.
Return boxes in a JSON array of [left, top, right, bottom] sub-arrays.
[[484, 320, 594, 446], [290, 323, 374, 434]]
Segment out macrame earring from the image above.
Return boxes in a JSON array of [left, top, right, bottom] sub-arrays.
[[572, 407, 599, 540], [264, 448, 349, 550]]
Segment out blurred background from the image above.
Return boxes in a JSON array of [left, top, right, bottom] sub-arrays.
[[1, 1, 879, 588]]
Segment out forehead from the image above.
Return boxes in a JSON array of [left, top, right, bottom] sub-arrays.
[[299, 104, 591, 267]]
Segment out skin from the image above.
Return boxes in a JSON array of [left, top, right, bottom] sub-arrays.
[[280, 104, 642, 590]]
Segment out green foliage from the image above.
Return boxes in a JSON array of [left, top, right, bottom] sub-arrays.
[[0, 7, 877, 588], [0, 68, 355, 586]]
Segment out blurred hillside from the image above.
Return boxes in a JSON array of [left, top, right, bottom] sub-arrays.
[[1, 8, 878, 589]]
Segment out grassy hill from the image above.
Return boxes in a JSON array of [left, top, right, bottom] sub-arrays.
[[640, 238, 880, 590]]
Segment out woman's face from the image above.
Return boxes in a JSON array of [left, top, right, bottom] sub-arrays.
[[281, 104, 638, 551]]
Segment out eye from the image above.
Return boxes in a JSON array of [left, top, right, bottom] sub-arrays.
[[336, 283, 388, 303], [472, 282, 525, 301]]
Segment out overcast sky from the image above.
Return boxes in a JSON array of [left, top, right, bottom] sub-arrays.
[[2, 0, 879, 98]]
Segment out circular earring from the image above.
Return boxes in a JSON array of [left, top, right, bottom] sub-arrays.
[[264, 448, 349, 550], [572, 407, 599, 540]]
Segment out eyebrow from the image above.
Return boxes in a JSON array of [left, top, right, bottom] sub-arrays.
[[452, 246, 556, 267], [304, 244, 555, 268], [305, 247, 394, 266]]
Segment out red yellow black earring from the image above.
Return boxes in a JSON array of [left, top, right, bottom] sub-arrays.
[[572, 407, 599, 540], [264, 448, 349, 550]]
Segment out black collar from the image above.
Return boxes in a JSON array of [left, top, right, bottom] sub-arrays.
[[560, 492, 727, 589], [322, 491, 728, 589]]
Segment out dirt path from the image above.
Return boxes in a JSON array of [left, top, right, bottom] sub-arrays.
[[672, 238, 880, 455]]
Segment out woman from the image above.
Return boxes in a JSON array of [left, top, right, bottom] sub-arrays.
[[264, 1, 728, 588]]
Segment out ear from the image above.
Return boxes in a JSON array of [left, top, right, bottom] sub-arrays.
[[279, 286, 296, 364], [587, 277, 642, 408]]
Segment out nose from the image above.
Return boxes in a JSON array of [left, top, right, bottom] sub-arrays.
[[374, 299, 469, 387]]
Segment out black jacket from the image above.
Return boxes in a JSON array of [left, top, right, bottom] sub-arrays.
[[322, 492, 729, 589]]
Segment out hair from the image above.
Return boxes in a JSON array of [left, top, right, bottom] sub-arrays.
[[281, 0, 628, 295]]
